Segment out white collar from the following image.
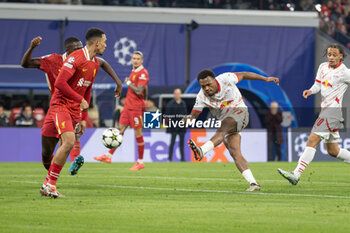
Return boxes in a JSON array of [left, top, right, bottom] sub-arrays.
[[133, 65, 144, 72]]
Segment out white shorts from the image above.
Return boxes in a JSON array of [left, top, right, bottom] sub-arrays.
[[311, 117, 342, 143], [221, 107, 249, 133]]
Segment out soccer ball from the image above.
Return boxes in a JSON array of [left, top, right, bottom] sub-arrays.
[[102, 128, 123, 149]]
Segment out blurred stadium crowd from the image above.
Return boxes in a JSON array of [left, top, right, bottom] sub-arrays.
[[1, 1, 350, 46]]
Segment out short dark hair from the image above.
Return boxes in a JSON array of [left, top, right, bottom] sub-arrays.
[[197, 69, 215, 81], [85, 28, 105, 44], [323, 44, 347, 60], [64, 37, 80, 47], [133, 51, 143, 57]]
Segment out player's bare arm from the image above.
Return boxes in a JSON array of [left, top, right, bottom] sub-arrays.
[[80, 99, 89, 112], [21, 36, 42, 68], [125, 77, 144, 95], [97, 57, 123, 97], [236, 72, 279, 85]]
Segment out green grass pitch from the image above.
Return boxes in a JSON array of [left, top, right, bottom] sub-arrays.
[[0, 162, 349, 233]]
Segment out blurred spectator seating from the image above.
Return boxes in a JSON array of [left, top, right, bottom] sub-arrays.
[[33, 108, 45, 128], [10, 107, 22, 126]]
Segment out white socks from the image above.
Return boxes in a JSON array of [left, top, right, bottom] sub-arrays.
[[105, 152, 113, 158], [337, 149, 350, 163], [200, 141, 214, 155], [137, 159, 144, 164], [293, 146, 316, 179], [242, 169, 257, 184]]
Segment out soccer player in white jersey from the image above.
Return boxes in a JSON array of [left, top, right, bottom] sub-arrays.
[[187, 69, 279, 192], [278, 44, 350, 185]]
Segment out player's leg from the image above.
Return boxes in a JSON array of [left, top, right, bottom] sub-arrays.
[[189, 117, 237, 160], [70, 135, 81, 161], [326, 142, 350, 163], [94, 124, 128, 163], [223, 133, 260, 191], [40, 112, 60, 170], [168, 132, 176, 161], [69, 134, 84, 175], [129, 127, 145, 170], [42, 111, 77, 198], [278, 132, 321, 185], [41, 135, 59, 170], [43, 131, 75, 198], [69, 120, 87, 175]]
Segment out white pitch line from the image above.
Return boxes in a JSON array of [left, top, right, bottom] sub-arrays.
[[113, 175, 350, 186], [5, 174, 350, 186], [10, 180, 350, 199]]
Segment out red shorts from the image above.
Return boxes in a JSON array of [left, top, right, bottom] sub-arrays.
[[119, 108, 143, 129], [41, 106, 80, 138]]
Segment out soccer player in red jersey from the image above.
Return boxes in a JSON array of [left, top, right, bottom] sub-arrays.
[[21, 36, 122, 173], [94, 51, 149, 171], [21, 36, 83, 170], [40, 28, 119, 198]]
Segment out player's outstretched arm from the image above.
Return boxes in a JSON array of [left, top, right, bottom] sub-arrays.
[[21, 36, 42, 68], [97, 57, 122, 97], [236, 72, 279, 86], [125, 77, 145, 95], [303, 79, 320, 99]]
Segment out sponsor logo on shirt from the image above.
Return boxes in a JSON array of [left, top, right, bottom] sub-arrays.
[[64, 63, 73, 69], [77, 78, 92, 87], [68, 57, 75, 64], [139, 73, 147, 80], [322, 80, 333, 88]]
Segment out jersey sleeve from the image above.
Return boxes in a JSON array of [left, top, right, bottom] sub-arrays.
[[342, 68, 350, 84], [60, 55, 77, 75], [192, 92, 206, 113], [314, 64, 322, 83], [137, 71, 149, 86], [39, 53, 57, 73], [221, 72, 240, 86]]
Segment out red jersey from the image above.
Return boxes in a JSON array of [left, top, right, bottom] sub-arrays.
[[50, 47, 100, 116], [124, 65, 149, 111], [39, 53, 66, 94]]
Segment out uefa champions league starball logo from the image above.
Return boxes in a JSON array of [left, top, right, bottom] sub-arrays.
[[114, 37, 137, 66], [294, 133, 309, 157]]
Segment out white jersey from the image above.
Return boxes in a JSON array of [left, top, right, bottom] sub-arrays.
[[193, 72, 247, 120], [310, 62, 350, 121]]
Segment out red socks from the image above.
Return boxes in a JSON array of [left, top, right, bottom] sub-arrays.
[[46, 163, 63, 186], [70, 141, 81, 161], [109, 148, 116, 155], [136, 136, 144, 160]]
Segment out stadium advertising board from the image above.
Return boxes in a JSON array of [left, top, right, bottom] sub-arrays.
[[0, 128, 267, 163], [288, 128, 350, 162]]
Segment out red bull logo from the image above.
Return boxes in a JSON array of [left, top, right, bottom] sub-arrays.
[[322, 80, 333, 88]]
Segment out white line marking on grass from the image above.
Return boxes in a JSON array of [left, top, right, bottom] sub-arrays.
[[11, 180, 350, 199], [112, 175, 350, 186], [5, 174, 350, 186]]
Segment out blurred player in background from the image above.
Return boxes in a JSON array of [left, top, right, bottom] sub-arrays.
[[187, 69, 279, 191], [278, 44, 350, 185], [40, 28, 120, 198], [94, 51, 149, 171], [21, 35, 122, 174]]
